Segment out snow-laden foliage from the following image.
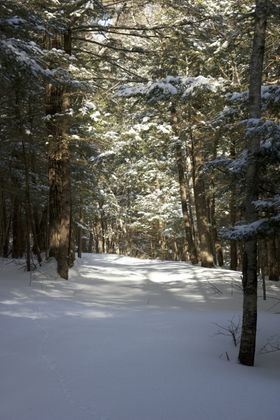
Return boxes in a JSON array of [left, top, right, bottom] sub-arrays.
[[253, 196, 280, 210], [227, 85, 280, 110], [0, 38, 52, 81], [115, 76, 223, 102], [241, 119, 280, 158], [221, 215, 280, 240], [205, 150, 248, 175]]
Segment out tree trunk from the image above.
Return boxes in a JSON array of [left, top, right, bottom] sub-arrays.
[[193, 175, 214, 268], [209, 190, 224, 267], [77, 206, 83, 258], [175, 141, 198, 264], [47, 30, 72, 279], [48, 135, 71, 279], [267, 236, 280, 281], [230, 188, 238, 270], [238, 0, 268, 366], [22, 138, 42, 267], [1, 193, 10, 257], [38, 206, 48, 254], [188, 119, 214, 267], [88, 231, 94, 253], [171, 106, 198, 264], [12, 199, 24, 258], [229, 140, 238, 270]]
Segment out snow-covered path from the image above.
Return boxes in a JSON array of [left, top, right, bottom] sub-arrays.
[[0, 254, 279, 420]]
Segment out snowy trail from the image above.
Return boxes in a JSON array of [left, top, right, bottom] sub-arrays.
[[0, 254, 280, 420]]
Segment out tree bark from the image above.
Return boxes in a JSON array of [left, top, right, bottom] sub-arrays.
[[210, 197, 224, 267], [171, 106, 198, 264], [77, 206, 83, 258], [175, 141, 198, 264], [47, 30, 72, 279], [193, 174, 214, 268], [12, 198, 24, 258], [1, 193, 10, 257], [268, 236, 280, 281], [48, 134, 71, 279], [238, 0, 268, 366], [229, 140, 238, 270]]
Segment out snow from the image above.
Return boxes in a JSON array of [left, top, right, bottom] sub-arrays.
[[115, 76, 222, 102], [254, 196, 280, 210], [0, 16, 25, 26], [0, 38, 52, 78], [221, 213, 280, 240], [227, 85, 280, 107], [221, 219, 266, 240], [205, 150, 248, 175], [0, 253, 280, 420]]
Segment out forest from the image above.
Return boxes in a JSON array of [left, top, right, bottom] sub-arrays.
[[1, 0, 280, 378]]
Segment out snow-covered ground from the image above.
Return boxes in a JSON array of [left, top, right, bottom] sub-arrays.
[[0, 253, 279, 420]]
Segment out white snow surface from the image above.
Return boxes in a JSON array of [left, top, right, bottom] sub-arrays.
[[0, 253, 280, 420]]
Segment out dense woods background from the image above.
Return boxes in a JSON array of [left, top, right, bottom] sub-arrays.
[[1, 0, 280, 365]]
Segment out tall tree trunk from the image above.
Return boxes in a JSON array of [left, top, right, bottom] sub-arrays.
[[175, 141, 198, 264], [48, 134, 71, 279], [229, 207, 238, 271], [22, 138, 42, 267], [38, 206, 48, 254], [22, 139, 33, 271], [77, 206, 83, 258], [209, 193, 224, 267], [209, 137, 223, 267], [88, 231, 94, 253], [229, 140, 238, 270], [47, 30, 72, 279], [190, 133, 214, 267], [193, 173, 214, 268], [188, 117, 214, 267], [1, 193, 10, 257], [267, 236, 280, 281], [12, 199, 24, 258], [171, 106, 198, 264], [238, 0, 268, 366]]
